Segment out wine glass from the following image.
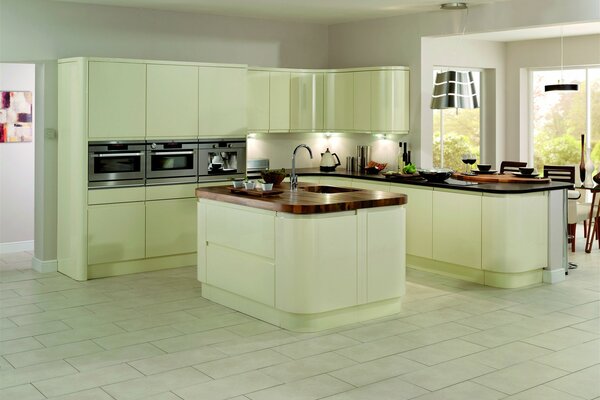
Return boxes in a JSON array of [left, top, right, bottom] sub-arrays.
[[461, 153, 476, 174]]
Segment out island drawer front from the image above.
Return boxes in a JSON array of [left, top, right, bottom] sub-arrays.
[[205, 202, 275, 259], [146, 183, 198, 200], [206, 244, 275, 307], [88, 187, 145, 205]]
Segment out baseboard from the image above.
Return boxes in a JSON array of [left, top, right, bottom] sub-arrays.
[[0, 240, 34, 254], [32, 257, 58, 273]]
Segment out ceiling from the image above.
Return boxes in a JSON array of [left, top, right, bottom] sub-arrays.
[[51, 0, 511, 24], [463, 21, 600, 42]]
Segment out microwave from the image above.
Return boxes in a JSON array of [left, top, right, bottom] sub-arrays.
[[88, 141, 145, 188]]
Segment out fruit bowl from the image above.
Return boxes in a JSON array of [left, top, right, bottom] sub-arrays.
[[417, 168, 453, 182], [260, 169, 287, 185]]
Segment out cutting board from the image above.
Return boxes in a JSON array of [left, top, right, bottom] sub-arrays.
[[453, 173, 551, 184]]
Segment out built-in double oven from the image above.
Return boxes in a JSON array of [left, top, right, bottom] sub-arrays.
[[88, 139, 246, 188]]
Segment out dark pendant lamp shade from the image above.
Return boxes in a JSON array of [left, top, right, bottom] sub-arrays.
[[544, 83, 579, 92], [431, 70, 479, 109]]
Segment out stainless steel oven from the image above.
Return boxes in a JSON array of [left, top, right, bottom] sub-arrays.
[[88, 141, 145, 188], [146, 140, 198, 185], [198, 139, 246, 182]]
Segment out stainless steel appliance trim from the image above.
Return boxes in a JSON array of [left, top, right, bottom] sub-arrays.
[[93, 152, 143, 158], [152, 151, 195, 156]]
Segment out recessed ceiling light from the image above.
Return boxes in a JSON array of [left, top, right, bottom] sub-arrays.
[[440, 2, 468, 10]]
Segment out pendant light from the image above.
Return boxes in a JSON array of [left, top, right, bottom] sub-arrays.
[[545, 28, 579, 92]]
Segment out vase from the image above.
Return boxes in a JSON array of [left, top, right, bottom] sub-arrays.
[[584, 149, 594, 187], [594, 168, 600, 185], [579, 134, 586, 184]]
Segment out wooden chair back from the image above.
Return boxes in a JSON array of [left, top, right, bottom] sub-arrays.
[[543, 165, 576, 184], [499, 160, 527, 174]]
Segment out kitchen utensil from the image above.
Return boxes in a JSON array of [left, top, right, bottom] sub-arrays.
[[356, 145, 371, 171], [260, 169, 287, 185], [477, 164, 491, 171], [417, 168, 453, 182], [320, 148, 341, 172], [519, 167, 535, 175], [346, 156, 355, 172]]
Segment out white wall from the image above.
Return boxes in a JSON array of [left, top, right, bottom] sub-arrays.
[[0, 63, 35, 250], [328, 0, 600, 166], [505, 34, 600, 162]]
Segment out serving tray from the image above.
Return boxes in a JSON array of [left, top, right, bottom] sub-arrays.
[[453, 173, 551, 184], [228, 188, 284, 197]]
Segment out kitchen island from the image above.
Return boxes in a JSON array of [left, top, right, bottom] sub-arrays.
[[196, 184, 408, 332]]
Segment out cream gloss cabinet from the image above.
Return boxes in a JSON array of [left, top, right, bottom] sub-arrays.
[[353, 71, 372, 132], [324, 72, 354, 131], [247, 69, 270, 132], [269, 71, 291, 132], [147, 64, 199, 138], [290, 72, 324, 132], [88, 61, 146, 139], [146, 198, 197, 258], [371, 69, 410, 133]]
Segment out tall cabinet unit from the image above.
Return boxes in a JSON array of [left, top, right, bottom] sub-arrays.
[[58, 57, 248, 281]]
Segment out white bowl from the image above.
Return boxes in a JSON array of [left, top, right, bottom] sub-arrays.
[[243, 181, 256, 190], [260, 183, 274, 191], [232, 180, 244, 188]]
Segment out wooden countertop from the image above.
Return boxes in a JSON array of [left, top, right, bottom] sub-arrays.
[[196, 183, 407, 214]]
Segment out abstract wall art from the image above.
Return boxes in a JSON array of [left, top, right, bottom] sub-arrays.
[[0, 91, 33, 143]]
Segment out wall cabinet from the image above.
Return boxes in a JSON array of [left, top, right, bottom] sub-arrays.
[[88, 61, 146, 139], [371, 69, 409, 133], [146, 198, 197, 258], [324, 72, 354, 131], [247, 70, 270, 132], [198, 66, 247, 137], [432, 189, 482, 268], [353, 71, 372, 132], [87, 202, 145, 265], [147, 64, 199, 138], [269, 72, 291, 132], [290, 72, 324, 131]]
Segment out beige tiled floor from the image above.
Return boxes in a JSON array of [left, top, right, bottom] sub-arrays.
[[0, 246, 598, 400]]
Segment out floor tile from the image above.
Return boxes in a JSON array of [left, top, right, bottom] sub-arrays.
[[0, 336, 44, 356], [339, 319, 420, 342], [571, 318, 600, 334], [44, 388, 115, 400], [211, 330, 298, 356], [0, 360, 77, 389], [534, 339, 600, 372], [335, 335, 421, 363], [274, 334, 360, 359], [94, 326, 182, 350], [502, 385, 586, 400], [224, 320, 281, 337], [103, 367, 211, 400], [400, 338, 487, 366], [411, 381, 505, 400], [546, 364, 600, 399], [330, 354, 426, 387], [171, 312, 254, 334], [173, 370, 281, 400], [559, 301, 600, 319], [523, 326, 598, 351], [0, 303, 43, 319], [35, 323, 125, 347], [323, 375, 428, 400], [4, 340, 104, 368], [396, 322, 480, 346], [9, 307, 93, 326], [473, 361, 568, 395], [114, 311, 200, 332], [151, 328, 240, 353], [194, 348, 290, 379], [129, 346, 227, 375], [400, 358, 495, 391], [0, 384, 44, 400], [260, 352, 356, 383], [455, 310, 529, 330], [463, 341, 552, 369], [0, 320, 71, 341], [400, 308, 474, 328], [33, 363, 143, 398], [248, 374, 352, 400], [65, 343, 165, 371]]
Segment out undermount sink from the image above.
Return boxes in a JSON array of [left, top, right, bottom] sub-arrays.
[[301, 185, 360, 194]]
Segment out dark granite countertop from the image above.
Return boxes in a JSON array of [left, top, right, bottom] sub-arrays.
[[289, 168, 573, 194]]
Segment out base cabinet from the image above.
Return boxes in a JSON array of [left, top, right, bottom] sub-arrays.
[[146, 198, 197, 258], [389, 184, 433, 259], [88, 202, 145, 265]]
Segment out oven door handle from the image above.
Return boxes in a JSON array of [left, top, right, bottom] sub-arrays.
[[92, 152, 143, 158], [152, 151, 195, 156]]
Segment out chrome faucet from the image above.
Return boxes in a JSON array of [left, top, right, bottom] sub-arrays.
[[291, 144, 313, 191]]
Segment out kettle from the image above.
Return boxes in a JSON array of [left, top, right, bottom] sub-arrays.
[[320, 148, 341, 172]]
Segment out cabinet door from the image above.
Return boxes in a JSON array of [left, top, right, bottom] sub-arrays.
[[88, 202, 145, 265], [88, 61, 146, 139], [269, 71, 290, 131], [350, 180, 390, 191], [371, 70, 409, 133], [147, 64, 198, 138], [432, 189, 482, 268], [146, 198, 197, 258], [247, 70, 270, 132], [353, 71, 371, 131], [198, 66, 247, 137], [389, 184, 433, 259], [290, 72, 323, 131], [324, 72, 354, 131]]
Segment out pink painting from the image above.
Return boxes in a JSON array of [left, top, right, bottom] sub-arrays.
[[0, 91, 33, 143]]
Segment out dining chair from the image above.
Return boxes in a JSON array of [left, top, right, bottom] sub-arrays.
[[499, 160, 527, 174], [544, 165, 589, 252]]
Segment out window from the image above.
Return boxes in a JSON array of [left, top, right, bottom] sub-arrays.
[[433, 69, 481, 170], [531, 67, 600, 174]]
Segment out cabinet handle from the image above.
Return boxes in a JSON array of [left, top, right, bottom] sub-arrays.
[[93, 152, 142, 158], [152, 151, 194, 156]]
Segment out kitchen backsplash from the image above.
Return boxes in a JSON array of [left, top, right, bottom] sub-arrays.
[[246, 131, 407, 170]]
